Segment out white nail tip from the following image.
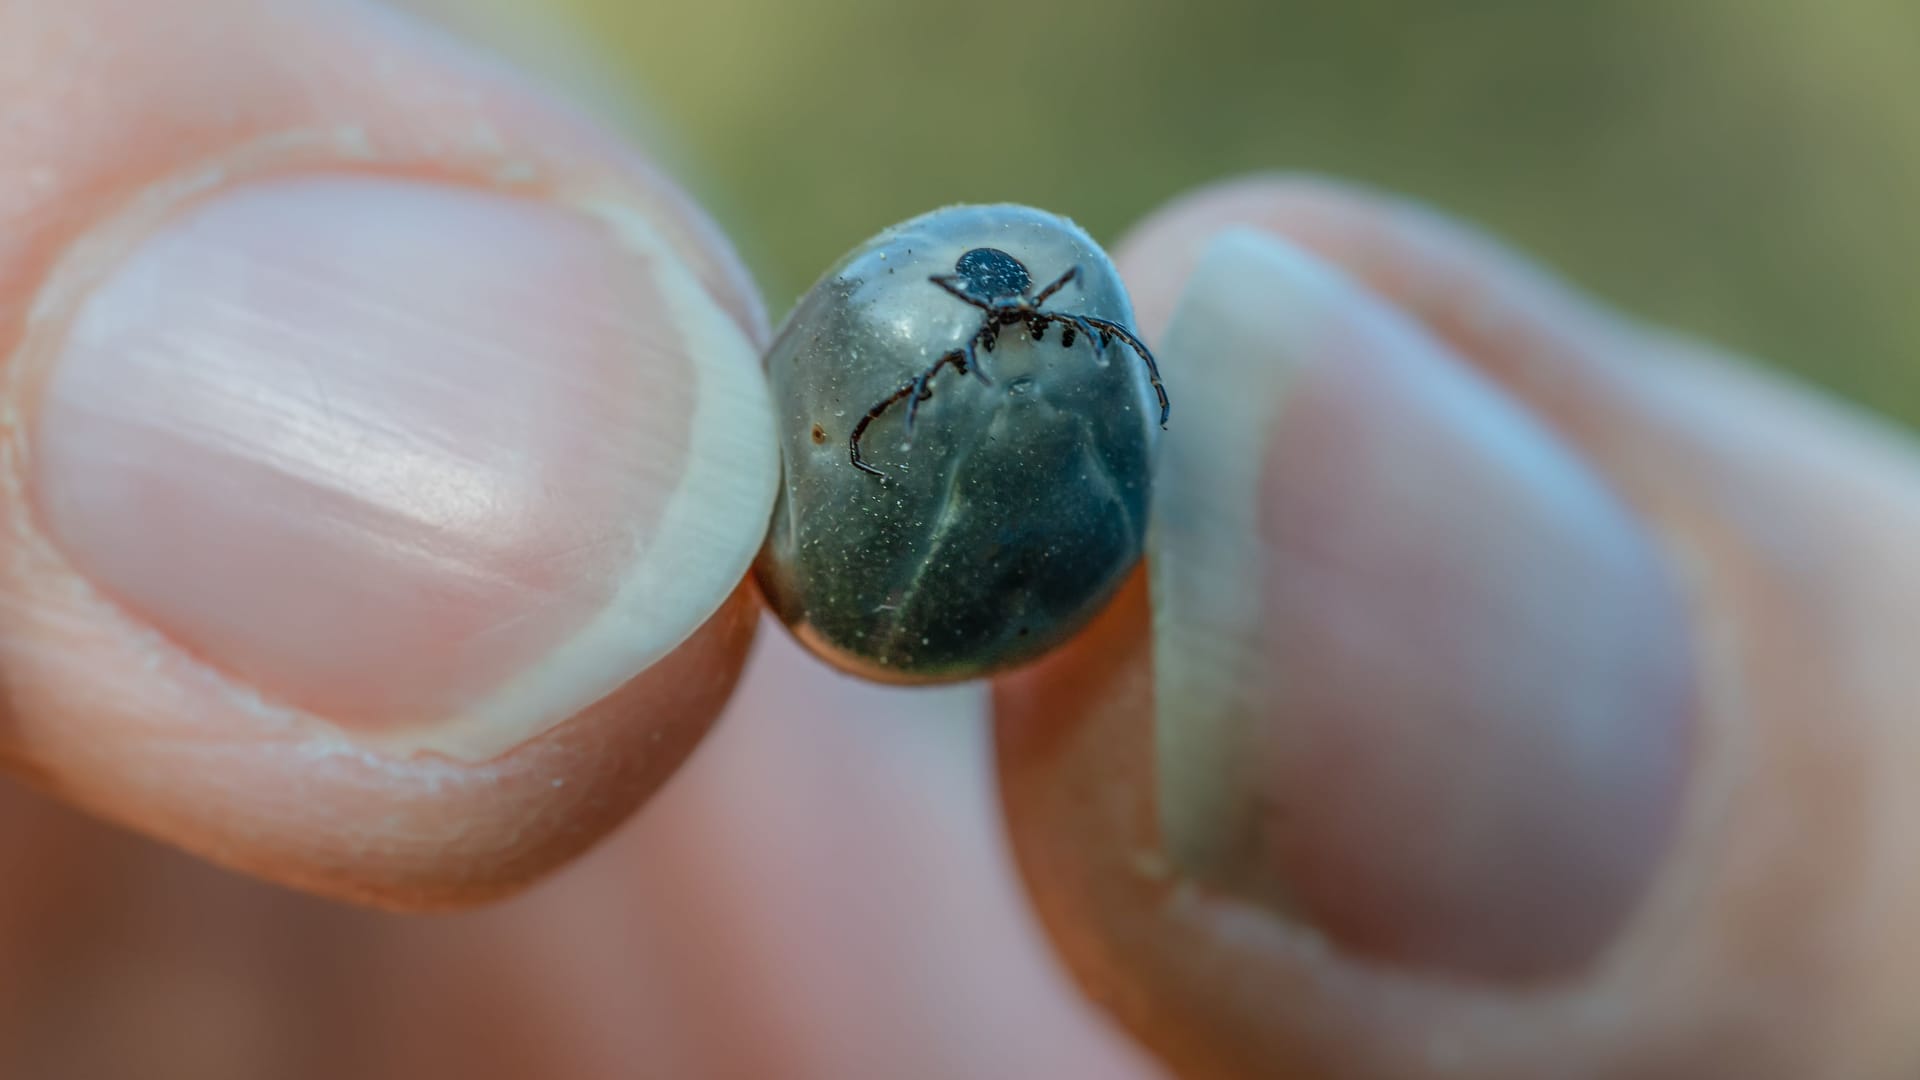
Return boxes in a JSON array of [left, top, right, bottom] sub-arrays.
[[1149, 230, 1342, 879]]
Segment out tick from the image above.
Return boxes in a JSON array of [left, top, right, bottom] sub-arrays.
[[847, 246, 1170, 477], [755, 204, 1164, 683]]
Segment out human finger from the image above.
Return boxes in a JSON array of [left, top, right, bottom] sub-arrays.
[[0, 0, 774, 907], [997, 178, 1920, 1078]]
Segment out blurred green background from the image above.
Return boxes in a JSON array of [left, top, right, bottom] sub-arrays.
[[510, 0, 1919, 425]]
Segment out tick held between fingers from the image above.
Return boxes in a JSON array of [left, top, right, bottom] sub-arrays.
[[755, 204, 1167, 684]]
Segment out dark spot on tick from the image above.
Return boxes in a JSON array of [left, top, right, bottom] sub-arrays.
[[811, 423, 827, 445]]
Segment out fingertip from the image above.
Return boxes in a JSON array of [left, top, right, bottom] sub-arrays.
[[0, 0, 775, 906], [1010, 167, 1920, 1080], [239, 582, 765, 910], [998, 219, 1698, 1077]]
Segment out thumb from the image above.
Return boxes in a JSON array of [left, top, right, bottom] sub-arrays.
[[998, 179, 1920, 1078], [0, 0, 774, 907]]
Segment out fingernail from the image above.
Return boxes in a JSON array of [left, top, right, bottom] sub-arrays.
[[30, 175, 774, 760], [1150, 231, 1694, 980]]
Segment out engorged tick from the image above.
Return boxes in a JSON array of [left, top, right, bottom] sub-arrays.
[[755, 204, 1159, 682], [846, 247, 1169, 477]]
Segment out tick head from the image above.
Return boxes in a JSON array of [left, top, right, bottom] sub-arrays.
[[951, 247, 1032, 301]]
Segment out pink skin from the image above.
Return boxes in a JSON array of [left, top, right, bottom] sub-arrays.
[[6, 4, 1920, 1079], [38, 177, 691, 730]]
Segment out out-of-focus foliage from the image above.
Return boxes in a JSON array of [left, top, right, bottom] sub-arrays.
[[546, 0, 1920, 426]]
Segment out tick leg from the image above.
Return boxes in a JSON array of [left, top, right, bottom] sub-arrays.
[[902, 375, 933, 434], [906, 348, 971, 432], [929, 275, 992, 310], [1054, 313, 1100, 354], [964, 326, 995, 387], [850, 380, 918, 477], [1032, 265, 1078, 305], [849, 347, 972, 477], [1074, 315, 1104, 355], [1081, 316, 1171, 426], [1026, 315, 1049, 342]]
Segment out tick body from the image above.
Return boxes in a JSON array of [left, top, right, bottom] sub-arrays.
[[755, 204, 1164, 683]]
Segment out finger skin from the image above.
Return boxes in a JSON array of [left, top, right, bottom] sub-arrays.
[[0, 0, 770, 907], [997, 177, 1920, 1078], [0, 629, 1169, 1080]]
